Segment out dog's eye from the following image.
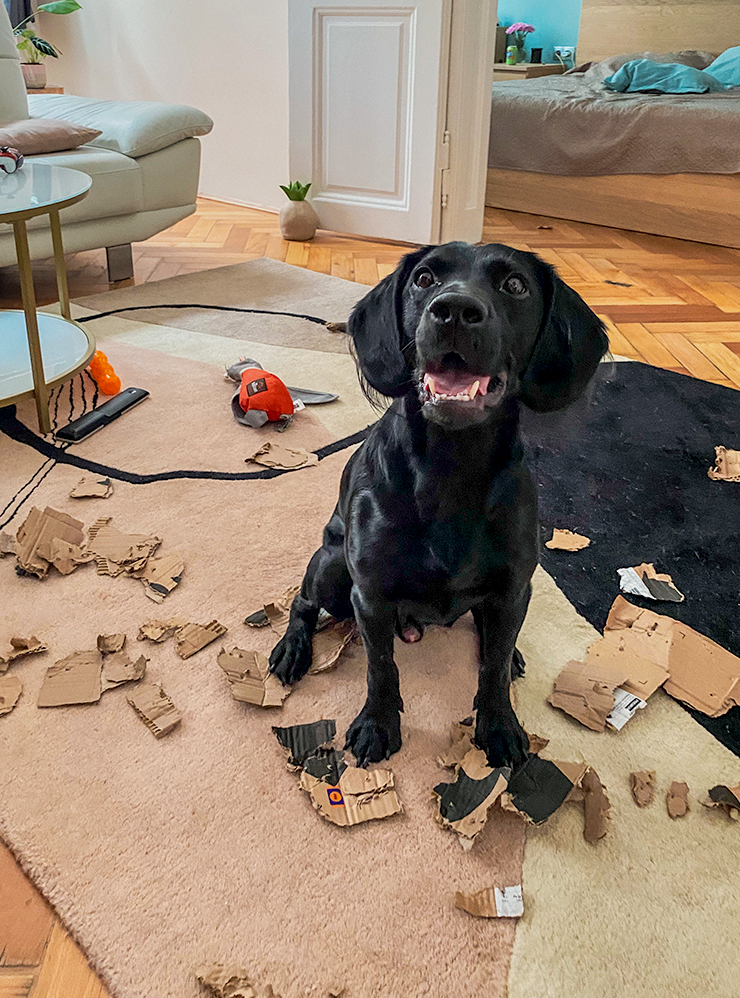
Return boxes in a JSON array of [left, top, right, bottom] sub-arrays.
[[502, 275, 528, 297], [414, 269, 434, 289]]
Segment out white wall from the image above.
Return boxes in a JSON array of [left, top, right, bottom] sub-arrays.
[[41, 0, 289, 211]]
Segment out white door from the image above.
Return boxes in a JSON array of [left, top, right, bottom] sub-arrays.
[[288, 0, 496, 246]]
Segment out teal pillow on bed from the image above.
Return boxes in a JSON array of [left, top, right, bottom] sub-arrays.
[[706, 46, 740, 87], [604, 59, 728, 93]]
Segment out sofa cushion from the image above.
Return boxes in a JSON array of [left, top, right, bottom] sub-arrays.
[[0, 118, 102, 154], [28, 93, 213, 158], [0, 3, 29, 125]]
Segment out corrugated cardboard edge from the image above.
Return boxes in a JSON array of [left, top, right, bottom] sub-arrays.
[[0, 675, 23, 715], [454, 884, 523, 919], [433, 747, 510, 849], [175, 620, 228, 659], [217, 647, 290, 707], [16, 506, 86, 578], [708, 445, 740, 482], [137, 618, 188, 643], [133, 553, 185, 603], [126, 683, 182, 738], [299, 766, 402, 826]]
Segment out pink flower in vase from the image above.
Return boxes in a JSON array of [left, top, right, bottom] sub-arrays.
[[505, 22, 535, 60]]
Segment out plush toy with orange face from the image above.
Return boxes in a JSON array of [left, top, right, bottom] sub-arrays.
[[225, 358, 339, 428]]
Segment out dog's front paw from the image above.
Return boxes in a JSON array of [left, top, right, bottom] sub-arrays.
[[269, 626, 313, 686], [344, 706, 402, 767], [476, 711, 528, 772]]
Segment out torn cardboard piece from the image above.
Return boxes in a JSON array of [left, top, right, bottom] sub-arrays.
[[545, 528, 591, 551], [708, 445, 740, 482], [247, 585, 301, 636], [301, 746, 348, 786], [308, 619, 357, 674], [605, 596, 740, 717], [87, 516, 161, 576], [137, 618, 187, 643], [547, 659, 627, 732], [667, 781, 689, 818], [0, 636, 47, 672], [15, 506, 86, 578], [0, 531, 17, 557], [132, 553, 184, 603], [433, 747, 510, 850], [101, 651, 147, 690], [630, 770, 656, 807], [299, 765, 402, 827], [617, 562, 684, 603], [69, 475, 113, 499], [454, 884, 524, 919], [195, 965, 255, 998], [127, 682, 182, 738], [174, 620, 227, 659], [273, 719, 336, 769], [703, 782, 740, 820], [97, 633, 126, 655], [217, 647, 290, 708], [0, 675, 22, 716], [501, 756, 587, 825], [37, 650, 102, 707], [437, 717, 476, 768], [582, 768, 611, 843], [245, 441, 319, 471]]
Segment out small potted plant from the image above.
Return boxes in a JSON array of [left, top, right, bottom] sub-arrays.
[[279, 181, 320, 241], [14, 0, 82, 91], [505, 22, 535, 64]]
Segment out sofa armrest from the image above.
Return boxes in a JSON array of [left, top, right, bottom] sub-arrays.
[[27, 93, 213, 158]]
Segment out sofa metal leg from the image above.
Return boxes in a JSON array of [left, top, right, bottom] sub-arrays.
[[106, 243, 134, 282]]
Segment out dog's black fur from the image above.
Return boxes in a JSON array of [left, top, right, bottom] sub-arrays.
[[270, 242, 609, 771]]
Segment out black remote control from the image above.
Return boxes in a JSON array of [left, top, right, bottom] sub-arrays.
[[54, 387, 150, 443]]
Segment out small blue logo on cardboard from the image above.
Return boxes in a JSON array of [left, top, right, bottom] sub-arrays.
[[327, 787, 344, 806]]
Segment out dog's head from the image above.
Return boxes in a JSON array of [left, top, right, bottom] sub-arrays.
[[348, 241, 609, 429]]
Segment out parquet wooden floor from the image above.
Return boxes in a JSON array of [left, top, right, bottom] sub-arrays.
[[1, 198, 740, 998]]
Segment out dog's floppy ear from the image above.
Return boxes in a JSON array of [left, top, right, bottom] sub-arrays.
[[347, 246, 431, 398], [519, 259, 609, 412]]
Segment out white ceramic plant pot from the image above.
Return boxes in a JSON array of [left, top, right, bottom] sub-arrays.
[[279, 200, 319, 241], [21, 63, 46, 89]]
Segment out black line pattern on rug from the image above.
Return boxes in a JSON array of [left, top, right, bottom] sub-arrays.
[[75, 302, 334, 326]]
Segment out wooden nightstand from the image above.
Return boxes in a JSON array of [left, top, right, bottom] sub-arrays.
[[492, 63, 564, 82], [25, 86, 65, 94]]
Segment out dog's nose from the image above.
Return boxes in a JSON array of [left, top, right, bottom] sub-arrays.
[[428, 292, 486, 327]]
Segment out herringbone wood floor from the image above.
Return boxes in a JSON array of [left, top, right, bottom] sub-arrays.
[[2, 198, 740, 998]]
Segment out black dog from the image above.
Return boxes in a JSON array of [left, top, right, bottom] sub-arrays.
[[270, 242, 608, 771]]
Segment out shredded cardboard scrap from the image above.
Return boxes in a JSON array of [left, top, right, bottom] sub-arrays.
[[69, 476, 113, 499], [302, 746, 348, 786], [605, 596, 740, 717], [667, 781, 689, 819], [195, 965, 255, 998], [0, 636, 47, 672], [137, 617, 187, 643], [132, 553, 185, 603], [273, 719, 337, 769], [433, 747, 510, 849], [437, 717, 476, 768], [15, 506, 87, 578], [0, 531, 17, 557], [175, 620, 227, 659], [708, 445, 740, 482], [703, 782, 740, 820], [501, 756, 588, 825], [245, 441, 319, 471], [87, 516, 161, 576], [617, 562, 684, 603], [300, 764, 402, 826], [37, 650, 103, 707], [127, 683, 181, 738], [97, 633, 126, 655], [454, 884, 524, 919], [545, 528, 591, 551], [217, 647, 289, 708], [548, 659, 627, 732], [630, 770, 656, 807], [582, 768, 611, 842], [0, 675, 22, 716], [102, 651, 147, 690]]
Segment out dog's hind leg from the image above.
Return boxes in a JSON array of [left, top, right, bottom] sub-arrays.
[[269, 513, 352, 686]]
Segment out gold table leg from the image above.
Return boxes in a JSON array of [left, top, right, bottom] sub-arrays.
[[12, 219, 51, 435], [49, 208, 71, 320]]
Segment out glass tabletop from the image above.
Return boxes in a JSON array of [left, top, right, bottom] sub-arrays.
[[0, 162, 92, 218]]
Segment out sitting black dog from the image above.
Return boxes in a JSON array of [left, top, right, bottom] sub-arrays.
[[270, 242, 608, 771]]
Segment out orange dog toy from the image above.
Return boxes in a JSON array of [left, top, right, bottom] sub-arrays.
[[88, 350, 121, 395]]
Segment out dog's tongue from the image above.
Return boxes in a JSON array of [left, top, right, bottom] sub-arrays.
[[424, 372, 491, 396]]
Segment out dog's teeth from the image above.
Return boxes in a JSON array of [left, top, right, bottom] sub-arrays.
[[470, 380, 480, 398], [424, 374, 437, 394]]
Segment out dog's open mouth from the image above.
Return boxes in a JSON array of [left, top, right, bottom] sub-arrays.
[[420, 361, 507, 410]]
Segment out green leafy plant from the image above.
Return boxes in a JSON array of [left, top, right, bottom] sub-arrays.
[[14, 0, 82, 64], [280, 181, 312, 202]]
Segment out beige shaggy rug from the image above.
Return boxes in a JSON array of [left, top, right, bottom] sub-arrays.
[[0, 260, 738, 998]]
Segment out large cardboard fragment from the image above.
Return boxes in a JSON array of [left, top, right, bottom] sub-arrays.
[[454, 884, 524, 919], [260, 584, 301, 637], [308, 619, 357, 674], [587, 633, 670, 701], [37, 650, 102, 707], [87, 516, 161, 576], [0, 675, 22, 716], [0, 636, 47, 673], [582, 768, 611, 842], [501, 756, 587, 825], [195, 965, 255, 998], [217, 647, 290, 707], [132, 553, 184, 603], [545, 528, 591, 551], [630, 770, 656, 807], [708, 445, 740, 482], [102, 651, 147, 690], [245, 441, 319, 471], [433, 747, 510, 849], [0, 531, 16, 557], [174, 620, 227, 659], [47, 538, 94, 575], [15, 506, 86, 578], [667, 781, 689, 818], [547, 659, 626, 731], [137, 618, 187, 643], [617, 562, 684, 603], [127, 683, 181, 738], [605, 596, 740, 717], [299, 765, 402, 826], [69, 475, 113, 499], [273, 719, 336, 769], [703, 782, 740, 820]]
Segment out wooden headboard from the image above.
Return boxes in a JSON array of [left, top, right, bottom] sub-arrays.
[[577, 0, 740, 64]]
